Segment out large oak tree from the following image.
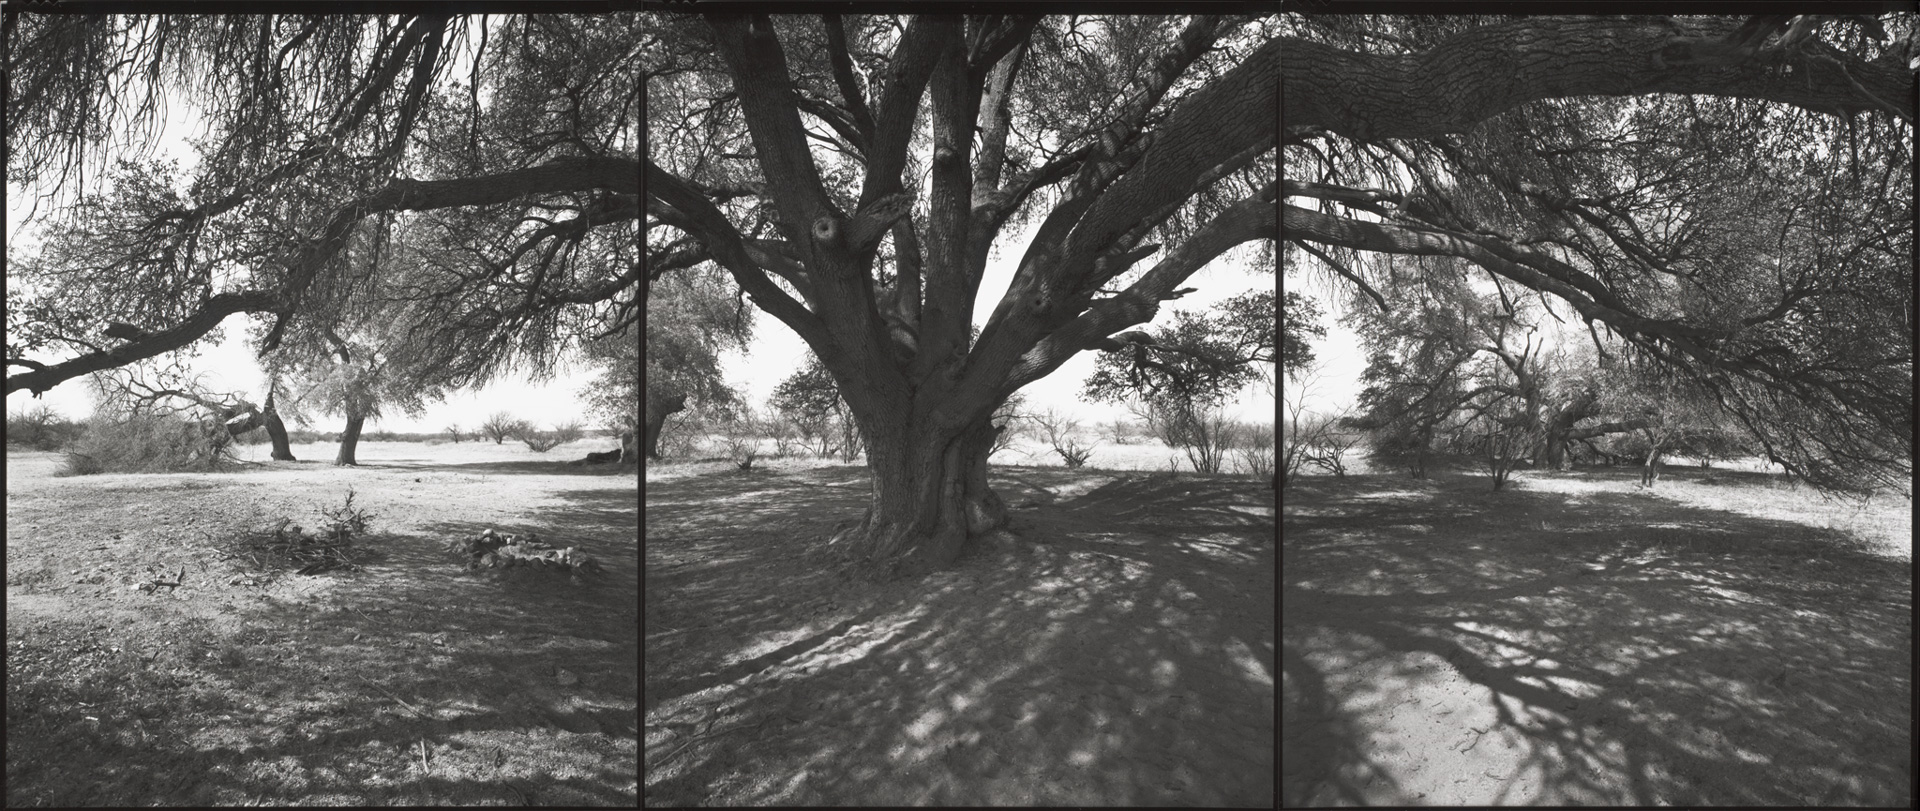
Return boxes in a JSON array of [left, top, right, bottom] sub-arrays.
[[1283, 14, 1914, 495], [647, 14, 1278, 578]]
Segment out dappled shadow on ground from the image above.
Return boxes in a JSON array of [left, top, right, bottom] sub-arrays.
[[644, 465, 1276, 806], [1282, 472, 1912, 806]]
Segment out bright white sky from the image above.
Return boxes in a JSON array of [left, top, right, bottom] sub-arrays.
[[4, 18, 603, 435], [719, 225, 1277, 427]]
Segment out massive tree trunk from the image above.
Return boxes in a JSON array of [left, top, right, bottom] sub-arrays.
[[644, 390, 688, 461], [832, 410, 1010, 580], [335, 414, 366, 466], [654, 16, 1276, 580], [1540, 389, 1599, 470]]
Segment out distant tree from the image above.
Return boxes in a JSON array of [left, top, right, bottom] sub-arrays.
[[1283, 360, 1361, 486], [479, 411, 525, 445], [445, 423, 465, 443], [986, 391, 1029, 459], [580, 326, 640, 461], [1282, 290, 1325, 378], [1084, 290, 1275, 464], [647, 264, 749, 459], [517, 420, 583, 453], [6, 403, 82, 451], [771, 355, 853, 458], [262, 238, 467, 467]]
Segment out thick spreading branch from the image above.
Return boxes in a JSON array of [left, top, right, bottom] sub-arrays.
[[9, 157, 638, 397], [1284, 17, 1912, 141]]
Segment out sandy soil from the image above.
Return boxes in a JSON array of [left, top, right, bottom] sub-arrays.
[[1283, 469, 1912, 806], [5, 440, 639, 806], [644, 461, 1276, 806]]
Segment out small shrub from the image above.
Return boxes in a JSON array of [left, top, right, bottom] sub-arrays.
[[1237, 422, 1276, 482], [765, 413, 803, 457], [1054, 439, 1096, 469], [217, 488, 379, 575], [518, 431, 567, 452], [723, 431, 761, 469], [549, 420, 585, 447]]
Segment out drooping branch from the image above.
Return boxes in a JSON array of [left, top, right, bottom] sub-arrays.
[[9, 156, 638, 397], [1290, 239, 1387, 312], [8, 290, 276, 396], [646, 159, 826, 346]]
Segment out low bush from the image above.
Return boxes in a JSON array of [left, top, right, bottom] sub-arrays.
[[61, 413, 242, 475]]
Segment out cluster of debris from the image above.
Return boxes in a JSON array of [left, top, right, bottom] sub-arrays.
[[218, 517, 371, 576], [443, 528, 603, 583]]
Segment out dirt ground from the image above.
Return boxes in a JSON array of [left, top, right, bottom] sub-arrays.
[[5, 441, 639, 806], [644, 461, 1276, 806], [1283, 467, 1912, 806]]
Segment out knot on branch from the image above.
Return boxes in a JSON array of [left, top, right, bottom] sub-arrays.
[[845, 192, 912, 253], [811, 215, 841, 246]]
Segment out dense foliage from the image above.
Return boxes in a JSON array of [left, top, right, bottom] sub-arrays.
[[1284, 14, 1914, 494]]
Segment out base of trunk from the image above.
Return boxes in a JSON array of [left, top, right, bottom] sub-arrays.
[[826, 507, 1016, 582]]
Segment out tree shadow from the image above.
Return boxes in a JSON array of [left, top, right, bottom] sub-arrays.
[[644, 464, 1276, 806], [1283, 471, 1911, 806]]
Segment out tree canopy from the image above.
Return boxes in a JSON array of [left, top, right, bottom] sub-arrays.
[[6, 14, 640, 400], [1283, 13, 1914, 494]]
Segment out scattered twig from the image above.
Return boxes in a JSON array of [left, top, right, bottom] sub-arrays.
[[360, 679, 433, 719], [658, 716, 771, 764]]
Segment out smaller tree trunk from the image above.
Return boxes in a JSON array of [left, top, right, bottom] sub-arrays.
[[264, 391, 297, 461], [336, 414, 367, 466], [645, 391, 688, 460]]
